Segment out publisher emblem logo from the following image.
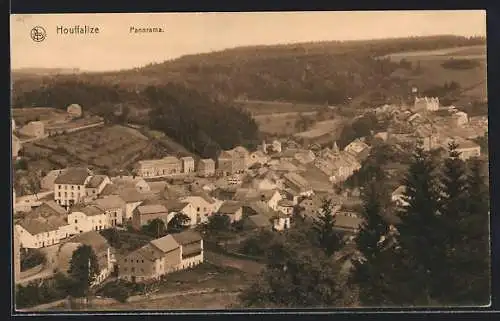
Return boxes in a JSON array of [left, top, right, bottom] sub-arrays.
[[30, 26, 46, 42]]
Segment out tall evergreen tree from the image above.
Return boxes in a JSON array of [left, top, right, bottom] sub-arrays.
[[312, 199, 343, 256], [394, 141, 444, 305], [351, 178, 394, 306], [461, 158, 491, 304], [436, 142, 470, 304]]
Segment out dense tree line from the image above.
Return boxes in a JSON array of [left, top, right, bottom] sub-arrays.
[[13, 36, 484, 107], [12, 80, 260, 159]]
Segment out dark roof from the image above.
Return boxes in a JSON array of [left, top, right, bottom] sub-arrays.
[[19, 215, 67, 235], [72, 204, 105, 217], [86, 175, 107, 188], [54, 168, 91, 185], [218, 201, 243, 215], [246, 214, 271, 228], [28, 201, 66, 218], [119, 187, 146, 203], [171, 230, 202, 246], [100, 183, 119, 196], [70, 231, 110, 253]]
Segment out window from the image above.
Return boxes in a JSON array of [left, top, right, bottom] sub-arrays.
[[141, 260, 144, 263], [131, 267, 135, 272], [124, 259, 127, 262], [71, 186, 74, 190], [58, 192, 61, 197], [136, 260, 139, 263], [197, 207, 200, 212], [124, 267, 128, 272], [71, 192, 74, 197], [64, 192, 67, 197], [78, 186, 81, 190]]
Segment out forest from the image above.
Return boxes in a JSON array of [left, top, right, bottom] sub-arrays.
[[12, 35, 485, 106]]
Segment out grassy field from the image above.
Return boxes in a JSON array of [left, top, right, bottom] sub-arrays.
[[381, 45, 487, 101], [21, 124, 169, 172], [253, 111, 318, 136], [236, 99, 328, 116], [382, 45, 486, 61]]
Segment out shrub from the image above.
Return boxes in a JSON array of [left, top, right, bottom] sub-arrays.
[[20, 249, 46, 271], [441, 58, 480, 70]]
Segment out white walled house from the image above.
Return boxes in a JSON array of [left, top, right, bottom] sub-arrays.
[[92, 195, 126, 227], [180, 157, 195, 174], [277, 199, 295, 216], [456, 140, 481, 161], [68, 205, 110, 234], [134, 156, 182, 178], [111, 176, 151, 193], [179, 195, 221, 224], [163, 200, 198, 226], [54, 168, 93, 207], [118, 188, 146, 221], [15, 201, 72, 249]]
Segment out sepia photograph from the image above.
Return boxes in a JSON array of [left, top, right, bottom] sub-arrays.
[[10, 10, 490, 312]]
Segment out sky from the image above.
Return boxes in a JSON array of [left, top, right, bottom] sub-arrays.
[[10, 11, 486, 72]]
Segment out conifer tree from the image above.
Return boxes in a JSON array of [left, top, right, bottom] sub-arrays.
[[312, 199, 343, 256], [436, 142, 469, 303], [462, 158, 490, 304], [351, 178, 394, 306], [395, 141, 444, 305]]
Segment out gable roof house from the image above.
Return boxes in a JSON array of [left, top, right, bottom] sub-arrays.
[[53, 167, 94, 208], [118, 230, 203, 283], [283, 172, 314, 197], [15, 201, 72, 249], [217, 201, 244, 223], [344, 138, 371, 162], [92, 195, 127, 227], [131, 203, 169, 231]]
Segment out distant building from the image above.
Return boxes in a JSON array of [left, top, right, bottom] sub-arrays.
[[67, 104, 83, 118], [92, 195, 126, 227], [451, 111, 469, 127], [118, 230, 203, 283], [134, 156, 182, 178], [414, 97, 439, 111], [273, 213, 291, 231], [18, 121, 45, 138], [197, 159, 215, 177], [68, 204, 110, 233], [217, 201, 243, 223], [15, 201, 72, 248], [180, 156, 195, 174], [53, 168, 94, 207], [41, 169, 67, 191], [283, 172, 314, 197], [131, 204, 169, 230]]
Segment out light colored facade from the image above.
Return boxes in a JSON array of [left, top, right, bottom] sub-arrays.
[[277, 199, 295, 215], [391, 185, 408, 207], [68, 205, 110, 234], [118, 231, 203, 283], [451, 111, 469, 127], [134, 156, 182, 178], [41, 169, 66, 191], [414, 96, 439, 111], [164, 201, 197, 226], [179, 195, 221, 224], [53, 168, 93, 207], [93, 195, 126, 227], [197, 159, 215, 177], [180, 157, 195, 174], [273, 215, 291, 231], [18, 121, 45, 138]]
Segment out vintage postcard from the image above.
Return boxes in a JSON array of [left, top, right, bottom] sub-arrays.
[[10, 11, 489, 312]]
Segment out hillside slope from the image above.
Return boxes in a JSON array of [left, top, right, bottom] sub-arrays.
[[12, 35, 486, 107]]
